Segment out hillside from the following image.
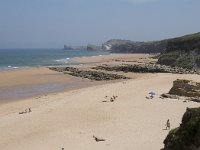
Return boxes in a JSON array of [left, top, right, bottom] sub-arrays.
[[157, 32, 200, 69], [101, 32, 200, 69], [102, 39, 167, 53]]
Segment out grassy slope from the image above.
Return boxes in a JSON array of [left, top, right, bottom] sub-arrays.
[[158, 32, 200, 69]]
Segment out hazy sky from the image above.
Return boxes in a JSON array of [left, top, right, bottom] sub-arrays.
[[0, 0, 200, 48]]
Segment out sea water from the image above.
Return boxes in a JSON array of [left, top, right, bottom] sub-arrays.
[[0, 48, 110, 71]]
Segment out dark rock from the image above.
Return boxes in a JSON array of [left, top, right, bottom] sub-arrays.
[[169, 79, 200, 97], [162, 107, 200, 150], [87, 44, 102, 51], [161, 94, 179, 99], [49, 67, 129, 81], [63, 45, 87, 50], [92, 64, 199, 74]]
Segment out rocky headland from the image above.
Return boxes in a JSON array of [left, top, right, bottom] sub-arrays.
[[64, 32, 200, 71]]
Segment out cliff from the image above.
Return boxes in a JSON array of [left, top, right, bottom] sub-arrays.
[[169, 79, 200, 97], [162, 107, 200, 150], [102, 39, 167, 53]]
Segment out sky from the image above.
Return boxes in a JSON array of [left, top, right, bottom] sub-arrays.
[[0, 0, 200, 48]]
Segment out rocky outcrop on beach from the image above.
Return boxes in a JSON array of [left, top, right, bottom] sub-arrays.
[[49, 67, 129, 81], [160, 79, 200, 103], [169, 79, 200, 97], [162, 107, 200, 150], [93, 64, 199, 74]]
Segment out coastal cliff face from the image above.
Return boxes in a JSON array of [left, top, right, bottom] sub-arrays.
[[102, 32, 200, 55], [163, 107, 200, 150], [102, 39, 167, 53]]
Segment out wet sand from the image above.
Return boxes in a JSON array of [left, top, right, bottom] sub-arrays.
[[0, 67, 104, 103]]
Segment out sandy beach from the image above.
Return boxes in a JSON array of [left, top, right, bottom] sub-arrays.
[[0, 54, 200, 150]]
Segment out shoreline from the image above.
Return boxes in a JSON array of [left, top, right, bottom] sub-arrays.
[[0, 54, 151, 103]]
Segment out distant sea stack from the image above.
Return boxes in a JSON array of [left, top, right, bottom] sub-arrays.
[[87, 44, 102, 51], [63, 45, 87, 50], [63, 44, 104, 51]]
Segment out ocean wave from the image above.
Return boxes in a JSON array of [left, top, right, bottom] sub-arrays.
[[55, 58, 71, 64], [0, 66, 20, 72], [7, 66, 19, 69], [12, 67, 19, 69]]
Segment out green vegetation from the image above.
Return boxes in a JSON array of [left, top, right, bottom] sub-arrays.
[[157, 51, 181, 66], [163, 107, 200, 150], [195, 57, 200, 67], [105, 32, 200, 69], [175, 55, 194, 69], [157, 51, 195, 69], [157, 32, 200, 69], [166, 32, 200, 52]]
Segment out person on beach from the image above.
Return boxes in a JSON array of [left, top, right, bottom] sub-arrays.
[[24, 109, 28, 113], [110, 97, 114, 102], [166, 119, 170, 130]]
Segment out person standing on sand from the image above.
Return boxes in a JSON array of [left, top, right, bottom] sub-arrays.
[[166, 119, 170, 130]]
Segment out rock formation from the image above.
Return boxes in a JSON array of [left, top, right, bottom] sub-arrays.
[[93, 64, 199, 74], [87, 44, 102, 51], [162, 107, 200, 150], [63, 45, 87, 50], [169, 79, 200, 97], [49, 67, 129, 81]]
